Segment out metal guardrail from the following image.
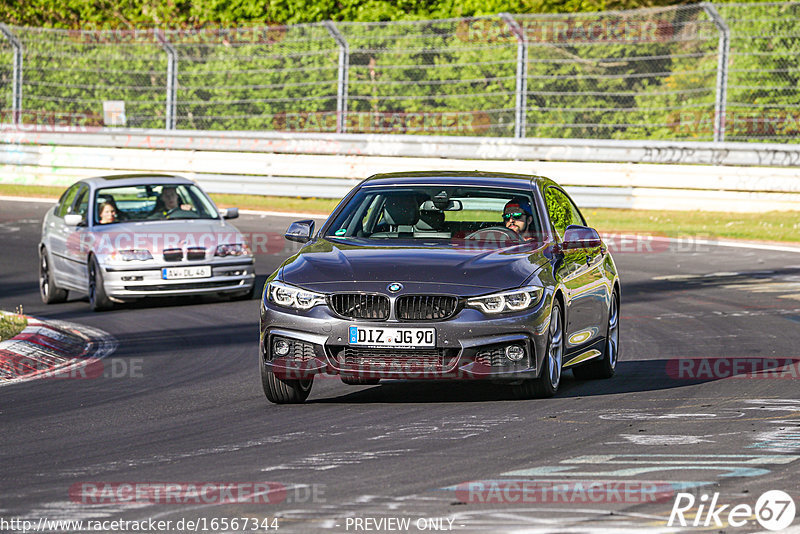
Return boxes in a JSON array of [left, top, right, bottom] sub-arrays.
[[3, 127, 800, 167], [2, 129, 800, 212]]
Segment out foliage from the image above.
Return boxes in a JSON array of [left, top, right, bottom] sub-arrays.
[[0, 308, 27, 342], [0, 1, 797, 142]]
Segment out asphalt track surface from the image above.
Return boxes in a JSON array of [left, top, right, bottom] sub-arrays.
[[1, 198, 799, 534]]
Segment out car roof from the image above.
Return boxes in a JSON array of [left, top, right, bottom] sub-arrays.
[[362, 171, 551, 189], [77, 173, 195, 188]]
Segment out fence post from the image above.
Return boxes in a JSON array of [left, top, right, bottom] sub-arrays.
[[0, 24, 23, 125], [325, 21, 349, 134], [500, 14, 527, 139], [702, 3, 730, 143], [156, 30, 178, 130]]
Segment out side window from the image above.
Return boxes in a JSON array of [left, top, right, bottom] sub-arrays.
[[545, 187, 584, 239], [72, 186, 90, 219], [55, 185, 80, 218]]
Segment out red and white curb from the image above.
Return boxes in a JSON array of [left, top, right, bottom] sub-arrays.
[[0, 316, 117, 386]]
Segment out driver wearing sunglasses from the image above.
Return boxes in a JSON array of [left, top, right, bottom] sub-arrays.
[[503, 198, 534, 238]]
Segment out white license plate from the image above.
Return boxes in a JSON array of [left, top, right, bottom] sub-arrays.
[[349, 326, 436, 347], [162, 266, 211, 280]]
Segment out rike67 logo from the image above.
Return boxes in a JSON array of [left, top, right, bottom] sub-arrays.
[[669, 490, 796, 531]]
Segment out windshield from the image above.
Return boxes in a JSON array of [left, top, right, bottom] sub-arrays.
[[94, 184, 219, 224], [324, 185, 541, 244]]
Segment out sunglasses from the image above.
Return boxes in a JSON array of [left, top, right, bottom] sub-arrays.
[[503, 212, 526, 221]]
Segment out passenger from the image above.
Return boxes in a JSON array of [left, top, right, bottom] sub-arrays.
[[502, 198, 535, 239], [98, 201, 118, 224]]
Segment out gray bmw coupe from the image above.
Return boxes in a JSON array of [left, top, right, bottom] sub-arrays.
[[260, 172, 620, 403]]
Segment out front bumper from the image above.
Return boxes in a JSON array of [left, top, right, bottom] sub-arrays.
[[259, 296, 552, 381], [101, 259, 255, 298]]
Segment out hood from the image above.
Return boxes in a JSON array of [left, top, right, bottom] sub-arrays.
[[84, 219, 244, 254], [281, 238, 548, 294]]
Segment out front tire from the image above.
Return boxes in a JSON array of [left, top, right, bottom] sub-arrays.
[[261, 360, 313, 404], [39, 247, 67, 304], [88, 255, 112, 311], [573, 290, 619, 380], [511, 301, 564, 399]]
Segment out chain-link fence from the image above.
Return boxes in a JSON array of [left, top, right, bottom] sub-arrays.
[[1, 2, 798, 142]]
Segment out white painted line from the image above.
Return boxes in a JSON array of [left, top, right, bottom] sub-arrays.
[[0, 195, 58, 204], [650, 235, 800, 254], [239, 208, 329, 219]]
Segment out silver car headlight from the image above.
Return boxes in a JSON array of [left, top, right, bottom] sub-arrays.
[[467, 286, 544, 314], [267, 281, 326, 310], [215, 243, 252, 257], [109, 249, 153, 261]]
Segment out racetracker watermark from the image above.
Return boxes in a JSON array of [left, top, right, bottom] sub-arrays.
[[69, 482, 325, 505], [668, 490, 796, 531], [71, 24, 288, 45], [455, 18, 676, 44], [1, 357, 143, 380], [666, 358, 800, 380], [66, 231, 290, 257], [670, 110, 800, 137], [454, 480, 676, 504]]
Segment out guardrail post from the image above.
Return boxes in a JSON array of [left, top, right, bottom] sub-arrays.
[[325, 21, 349, 134], [156, 30, 178, 130], [500, 14, 527, 139], [0, 24, 23, 125], [702, 3, 730, 143]]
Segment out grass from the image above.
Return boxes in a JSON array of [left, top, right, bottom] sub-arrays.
[[0, 308, 27, 342], [585, 208, 800, 243], [3, 184, 799, 243]]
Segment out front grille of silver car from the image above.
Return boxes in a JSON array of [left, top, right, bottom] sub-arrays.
[[187, 247, 206, 260], [329, 294, 390, 320], [396, 295, 458, 321], [163, 249, 182, 261]]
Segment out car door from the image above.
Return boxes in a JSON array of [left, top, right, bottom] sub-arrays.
[[47, 183, 82, 289], [545, 187, 608, 350], [64, 185, 92, 289]]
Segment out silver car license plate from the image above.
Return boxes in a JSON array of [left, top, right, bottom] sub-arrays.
[[162, 266, 211, 280], [349, 326, 436, 347]]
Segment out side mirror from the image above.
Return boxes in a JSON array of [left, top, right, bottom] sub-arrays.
[[285, 220, 315, 243], [220, 207, 239, 219], [64, 214, 84, 226], [561, 225, 602, 250]]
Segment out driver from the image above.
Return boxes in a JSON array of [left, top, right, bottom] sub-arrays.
[[153, 186, 192, 218], [503, 198, 535, 240]]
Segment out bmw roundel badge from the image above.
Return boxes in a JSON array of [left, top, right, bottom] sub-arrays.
[[387, 282, 403, 293]]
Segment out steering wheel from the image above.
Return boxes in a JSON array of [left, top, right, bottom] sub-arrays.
[[164, 207, 181, 218], [464, 226, 525, 243]]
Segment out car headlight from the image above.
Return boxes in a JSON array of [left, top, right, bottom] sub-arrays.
[[267, 281, 326, 310], [215, 243, 251, 257], [109, 249, 153, 261], [467, 286, 543, 314]]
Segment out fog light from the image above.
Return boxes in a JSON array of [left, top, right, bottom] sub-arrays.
[[274, 339, 291, 357], [506, 345, 524, 362]]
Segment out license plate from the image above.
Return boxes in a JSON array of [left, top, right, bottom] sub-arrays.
[[162, 266, 211, 280], [349, 326, 436, 348]]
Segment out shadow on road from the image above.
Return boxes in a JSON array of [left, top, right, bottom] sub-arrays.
[[309, 359, 727, 404]]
